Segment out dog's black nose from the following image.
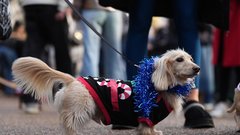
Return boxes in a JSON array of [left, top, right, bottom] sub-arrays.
[[193, 67, 200, 73]]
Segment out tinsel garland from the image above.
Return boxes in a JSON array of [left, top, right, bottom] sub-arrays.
[[132, 57, 193, 118], [132, 57, 158, 118]]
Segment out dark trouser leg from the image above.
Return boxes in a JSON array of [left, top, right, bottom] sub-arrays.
[[214, 66, 231, 102], [22, 6, 46, 104], [126, 0, 155, 80], [172, 0, 201, 87]]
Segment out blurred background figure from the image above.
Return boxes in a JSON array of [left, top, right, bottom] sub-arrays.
[[73, 0, 126, 80], [210, 0, 240, 118], [67, 13, 84, 76], [0, 20, 26, 95], [198, 24, 215, 111], [147, 19, 178, 57], [18, 0, 73, 114]]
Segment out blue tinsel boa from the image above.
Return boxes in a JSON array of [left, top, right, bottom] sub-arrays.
[[132, 57, 192, 118]]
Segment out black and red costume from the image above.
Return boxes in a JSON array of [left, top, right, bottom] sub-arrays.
[[78, 76, 172, 127]]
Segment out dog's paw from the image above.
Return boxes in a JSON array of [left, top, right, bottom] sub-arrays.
[[153, 129, 163, 135]]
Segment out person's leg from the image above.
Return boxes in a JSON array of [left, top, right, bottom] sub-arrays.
[[46, 6, 72, 75], [172, 0, 214, 128], [80, 9, 106, 77], [20, 6, 44, 113], [126, 0, 155, 80], [209, 66, 232, 118], [111, 1, 154, 129], [23, 6, 46, 59], [173, 0, 201, 100], [199, 45, 214, 104], [217, 67, 231, 102], [0, 0, 12, 40], [0, 46, 17, 95], [102, 10, 126, 80]]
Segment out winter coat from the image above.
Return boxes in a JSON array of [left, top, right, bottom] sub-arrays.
[[213, 0, 240, 67], [20, 0, 68, 11], [99, 0, 229, 30]]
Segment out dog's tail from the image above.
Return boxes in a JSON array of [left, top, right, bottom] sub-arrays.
[[12, 57, 75, 103]]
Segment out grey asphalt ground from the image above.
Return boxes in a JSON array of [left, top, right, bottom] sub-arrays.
[[0, 93, 239, 135]]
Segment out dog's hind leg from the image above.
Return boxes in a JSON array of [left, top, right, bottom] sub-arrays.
[[60, 99, 96, 135], [60, 103, 97, 135], [57, 82, 97, 135]]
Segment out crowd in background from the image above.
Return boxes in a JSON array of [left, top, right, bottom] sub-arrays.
[[0, 0, 238, 120]]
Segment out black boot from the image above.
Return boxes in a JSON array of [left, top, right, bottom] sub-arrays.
[[183, 100, 215, 128]]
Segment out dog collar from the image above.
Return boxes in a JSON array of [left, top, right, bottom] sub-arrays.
[[167, 82, 193, 97]]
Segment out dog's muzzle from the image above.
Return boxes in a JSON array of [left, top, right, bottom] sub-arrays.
[[192, 66, 200, 74]]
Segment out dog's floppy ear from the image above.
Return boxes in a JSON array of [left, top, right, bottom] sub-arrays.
[[152, 57, 175, 91]]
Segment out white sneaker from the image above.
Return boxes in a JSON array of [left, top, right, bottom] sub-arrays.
[[204, 103, 214, 111], [210, 102, 228, 118], [24, 103, 40, 114], [0, 0, 12, 40]]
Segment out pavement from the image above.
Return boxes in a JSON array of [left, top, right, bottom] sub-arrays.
[[0, 93, 239, 135]]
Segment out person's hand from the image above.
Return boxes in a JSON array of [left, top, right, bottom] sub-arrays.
[[55, 11, 66, 21]]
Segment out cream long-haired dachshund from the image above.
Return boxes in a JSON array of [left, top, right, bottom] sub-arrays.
[[12, 49, 200, 135], [228, 83, 240, 132]]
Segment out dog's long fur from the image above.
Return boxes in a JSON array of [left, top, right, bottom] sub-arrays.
[[12, 49, 200, 135]]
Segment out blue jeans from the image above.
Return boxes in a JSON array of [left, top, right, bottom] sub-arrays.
[[199, 45, 214, 103], [0, 46, 17, 95], [126, 0, 201, 87], [80, 9, 126, 80]]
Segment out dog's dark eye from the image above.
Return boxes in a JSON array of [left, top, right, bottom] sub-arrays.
[[176, 57, 184, 62]]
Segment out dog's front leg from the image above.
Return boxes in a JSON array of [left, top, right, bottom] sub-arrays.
[[234, 111, 240, 131], [137, 123, 163, 135]]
